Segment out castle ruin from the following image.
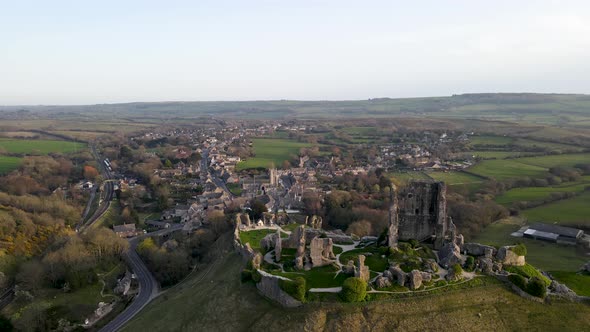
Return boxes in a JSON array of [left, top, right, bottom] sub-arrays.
[[388, 181, 450, 250]]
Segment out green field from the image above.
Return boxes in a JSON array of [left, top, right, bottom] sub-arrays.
[[514, 138, 584, 152], [236, 138, 312, 170], [495, 177, 590, 205], [389, 171, 432, 184], [0, 138, 86, 155], [427, 171, 484, 186], [515, 153, 590, 168], [468, 159, 548, 180], [521, 192, 590, 226], [471, 218, 587, 272], [469, 135, 514, 146], [0, 156, 23, 174], [469, 151, 536, 159]]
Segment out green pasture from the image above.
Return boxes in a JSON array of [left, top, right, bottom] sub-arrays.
[[0, 138, 86, 155], [427, 171, 484, 186], [468, 159, 547, 180], [515, 153, 590, 168], [239, 229, 276, 250], [469, 135, 514, 146], [236, 138, 312, 170], [495, 177, 590, 206], [0, 156, 22, 174], [521, 192, 590, 227], [551, 271, 590, 297]]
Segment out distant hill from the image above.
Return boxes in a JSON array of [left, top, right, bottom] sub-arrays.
[[2, 93, 590, 125]]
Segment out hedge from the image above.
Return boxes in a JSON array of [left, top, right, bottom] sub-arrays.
[[279, 277, 306, 301]]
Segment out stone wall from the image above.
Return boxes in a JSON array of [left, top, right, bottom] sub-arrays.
[[256, 271, 303, 308]]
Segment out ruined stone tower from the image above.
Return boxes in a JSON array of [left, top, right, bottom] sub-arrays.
[[388, 181, 449, 250], [388, 184, 399, 249]]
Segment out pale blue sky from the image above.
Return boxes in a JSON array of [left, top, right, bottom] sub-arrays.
[[2, 0, 590, 104]]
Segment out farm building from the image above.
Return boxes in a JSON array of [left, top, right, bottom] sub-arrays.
[[523, 223, 584, 245]]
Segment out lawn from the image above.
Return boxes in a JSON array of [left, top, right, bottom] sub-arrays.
[[468, 159, 548, 180], [495, 177, 590, 206], [273, 264, 349, 289], [338, 247, 389, 272], [236, 138, 312, 170], [471, 218, 587, 271], [239, 229, 276, 250], [0, 138, 86, 155], [521, 191, 590, 227], [0, 156, 22, 174]]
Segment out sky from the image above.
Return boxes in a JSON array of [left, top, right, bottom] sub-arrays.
[[2, 0, 590, 105]]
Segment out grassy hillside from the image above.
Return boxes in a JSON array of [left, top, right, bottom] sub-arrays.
[[122, 234, 590, 332]]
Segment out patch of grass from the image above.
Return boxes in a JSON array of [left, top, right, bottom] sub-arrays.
[[0, 156, 22, 174], [227, 183, 243, 196], [236, 138, 313, 170], [274, 265, 348, 289], [521, 191, 590, 227], [0, 138, 86, 155], [281, 223, 304, 232], [339, 247, 389, 272], [388, 171, 431, 185], [239, 229, 276, 251], [551, 271, 590, 297]]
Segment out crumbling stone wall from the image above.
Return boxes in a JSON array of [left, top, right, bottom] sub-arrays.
[[256, 271, 303, 308]]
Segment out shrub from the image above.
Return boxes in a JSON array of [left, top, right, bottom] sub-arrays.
[[434, 280, 447, 287], [252, 269, 261, 283], [512, 244, 527, 256], [340, 277, 367, 302], [451, 263, 463, 276], [505, 264, 550, 286], [408, 239, 419, 249], [464, 256, 475, 272], [508, 274, 527, 290], [526, 277, 547, 298], [241, 269, 252, 282], [279, 277, 306, 301]]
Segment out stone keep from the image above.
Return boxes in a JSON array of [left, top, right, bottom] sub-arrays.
[[388, 181, 450, 249], [309, 237, 335, 267]]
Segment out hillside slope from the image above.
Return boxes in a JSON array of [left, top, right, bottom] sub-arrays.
[[121, 233, 590, 332]]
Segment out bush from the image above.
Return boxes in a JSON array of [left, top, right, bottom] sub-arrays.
[[508, 274, 527, 290], [505, 264, 550, 286], [434, 280, 447, 287], [464, 256, 475, 272], [340, 277, 367, 302], [451, 263, 463, 276], [512, 244, 527, 256], [241, 269, 252, 282], [251, 269, 261, 283], [279, 277, 306, 301], [408, 239, 419, 249], [526, 277, 547, 298]]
